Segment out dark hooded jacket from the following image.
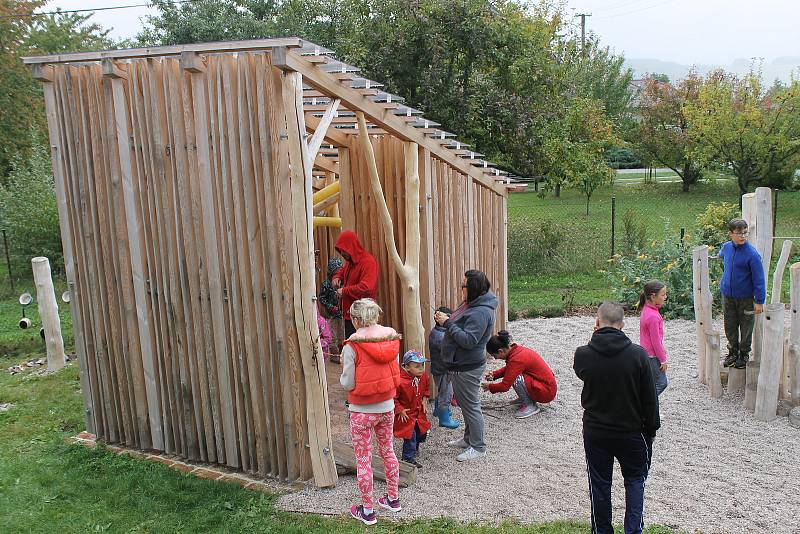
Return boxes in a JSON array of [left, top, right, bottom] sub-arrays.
[[332, 231, 379, 320], [573, 327, 660, 438], [441, 291, 498, 372], [427, 325, 448, 376]]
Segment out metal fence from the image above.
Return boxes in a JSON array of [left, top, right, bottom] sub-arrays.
[[507, 183, 800, 279]]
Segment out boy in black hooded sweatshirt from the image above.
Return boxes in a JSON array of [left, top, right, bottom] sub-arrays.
[[573, 301, 660, 534]]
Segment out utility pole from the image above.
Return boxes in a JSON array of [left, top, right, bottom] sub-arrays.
[[575, 12, 591, 56]]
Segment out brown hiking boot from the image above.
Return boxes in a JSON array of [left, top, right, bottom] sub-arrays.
[[723, 353, 738, 367]]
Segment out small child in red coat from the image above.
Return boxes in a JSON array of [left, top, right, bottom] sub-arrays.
[[394, 350, 431, 468], [481, 330, 557, 419]]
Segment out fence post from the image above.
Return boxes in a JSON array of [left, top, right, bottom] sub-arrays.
[[31, 257, 66, 372], [2, 229, 13, 294], [611, 196, 616, 257], [773, 189, 778, 238]]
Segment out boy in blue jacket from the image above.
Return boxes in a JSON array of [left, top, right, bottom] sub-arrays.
[[719, 218, 766, 370]]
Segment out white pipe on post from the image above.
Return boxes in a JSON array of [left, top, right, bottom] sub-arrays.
[[31, 257, 66, 372], [755, 303, 785, 421]]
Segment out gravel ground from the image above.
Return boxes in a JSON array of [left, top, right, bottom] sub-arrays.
[[278, 316, 800, 533]]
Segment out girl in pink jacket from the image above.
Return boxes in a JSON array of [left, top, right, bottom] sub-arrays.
[[638, 280, 668, 395]]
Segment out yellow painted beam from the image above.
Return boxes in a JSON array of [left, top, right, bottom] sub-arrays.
[[313, 216, 342, 228], [311, 180, 340, 204]]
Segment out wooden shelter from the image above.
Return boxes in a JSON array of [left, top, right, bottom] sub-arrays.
[[24, 38, 511, 488]]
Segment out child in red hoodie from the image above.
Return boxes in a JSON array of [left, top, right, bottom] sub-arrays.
[[394, 350, 431, 468], [481, 330, 557, 419]]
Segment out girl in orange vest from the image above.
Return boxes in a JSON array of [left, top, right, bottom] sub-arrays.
[[340, 298, 402, 525]]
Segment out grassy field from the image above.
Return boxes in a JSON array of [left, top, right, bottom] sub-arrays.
[[507, 180, 800, 316]]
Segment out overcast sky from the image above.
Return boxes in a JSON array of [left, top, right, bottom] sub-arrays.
[[45, 0, 799, 66]]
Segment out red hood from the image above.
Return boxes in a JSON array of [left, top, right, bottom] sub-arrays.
[[335, 230, 368, 263], [347, 335, 401, 364]]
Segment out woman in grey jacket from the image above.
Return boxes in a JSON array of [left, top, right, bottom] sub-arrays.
[[434, 270, 497, 462]]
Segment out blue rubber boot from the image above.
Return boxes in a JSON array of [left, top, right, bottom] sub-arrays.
[[432, 399, 442, 419], [438, 407, 460, 429]]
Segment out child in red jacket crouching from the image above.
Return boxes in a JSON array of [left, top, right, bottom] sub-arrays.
[[394, 350, 431, 468], [481, 330, 557, 419]]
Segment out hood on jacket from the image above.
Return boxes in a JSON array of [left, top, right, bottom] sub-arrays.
[[468, 290, 499, 310], [347, 335, 401, 364], [588, 326, 633, 357], [335, 231, 368, 263]]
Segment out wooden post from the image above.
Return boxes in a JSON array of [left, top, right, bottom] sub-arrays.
[[693, 246, 712, 383], [755, 303, 785, 422], [728, 366, 746, 393], [771, 240, 793, 303], [31, 257, 66, 371], [281, 70, 338, 488], [704, 330, 724, 398], [790, 262, 800, 405], [752, 188, 773, 362], [744, 360, 760, 412], [356, 112, 425, 352]]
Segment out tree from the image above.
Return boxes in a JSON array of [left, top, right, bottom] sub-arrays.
[[684, 70, 800, 194], [635, 73, 703, 191]]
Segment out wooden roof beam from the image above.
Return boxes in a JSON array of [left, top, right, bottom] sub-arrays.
[[272, 48, 506, 196], [304, 114, 351, 148]]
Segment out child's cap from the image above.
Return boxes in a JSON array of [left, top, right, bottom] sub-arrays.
[[402, 350, 427, 365]]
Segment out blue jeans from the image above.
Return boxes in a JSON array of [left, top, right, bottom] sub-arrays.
[[649, 357, 668, 396], [402, 423, 427, 462], [583, 430, 653, 534]]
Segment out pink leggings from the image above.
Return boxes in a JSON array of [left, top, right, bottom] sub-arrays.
[[349, 411, 399, 508]]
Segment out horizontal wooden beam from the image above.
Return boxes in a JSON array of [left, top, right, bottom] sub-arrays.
[[305, 114, 350, 148], [272, 48, 505, 196], [313, 155, 339, 174], [101, 59, 127, 79], [31, 64, 54, 82], [22, 37, 303, 64]]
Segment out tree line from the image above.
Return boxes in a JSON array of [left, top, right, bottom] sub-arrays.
[[1, 0, 798, 272]]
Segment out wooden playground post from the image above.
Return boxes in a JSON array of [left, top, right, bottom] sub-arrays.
[[704, 330, 724, 398], [752, 187, 774, 362], [693, 245, 712, 384], [755, 303, 785, 421], [31, 257, 66, 372], [790, 262, 800, 406], [744, 360, 760, 412]]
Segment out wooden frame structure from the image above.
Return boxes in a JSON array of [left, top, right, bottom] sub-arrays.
[[25, 38, 510, 487]]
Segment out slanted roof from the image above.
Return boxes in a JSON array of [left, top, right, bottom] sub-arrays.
[[24, 37, 517, 194]]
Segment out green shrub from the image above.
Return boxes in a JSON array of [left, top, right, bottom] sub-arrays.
[[0, 146, 63, 272], [507, 218, 569, 276], [620, 209, 648, 256], [695, 201, 740, 249], [606, 147, 642, 169], [605, 230, 722, 320]]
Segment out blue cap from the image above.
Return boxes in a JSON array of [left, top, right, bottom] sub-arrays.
[[402, 350, 427, 365]]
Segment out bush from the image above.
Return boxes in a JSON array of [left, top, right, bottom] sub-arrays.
[[620, 209, 648, 256], [605, 229, 723, 320], [695, 201, 740, 249], [606, 147, 642, 169], [0, 146, 63, 272], [507, 218, 569, 276]]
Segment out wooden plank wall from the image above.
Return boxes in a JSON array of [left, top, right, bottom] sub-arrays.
[[42, 52, 316, 482], [344, 136, 507, 348]]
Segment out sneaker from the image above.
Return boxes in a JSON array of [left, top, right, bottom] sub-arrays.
[[514, 402, 541, 419], [447, 437, 469, 449], [456, 447, 486, 462], [733, 354, 749, 369], [378, 494, 402, 512], [723, 353, 738, 367], [350, 505, 377, 525]]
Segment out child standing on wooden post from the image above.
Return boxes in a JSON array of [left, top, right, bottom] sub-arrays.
[[340, 298, 403, 525], [394, 350, 432, 468], [428, 306, 460, 429], [719, 218, 766, 370], [638, 280, 669, 395]]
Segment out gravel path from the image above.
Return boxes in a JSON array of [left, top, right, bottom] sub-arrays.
[[278, 316, 800, 533]]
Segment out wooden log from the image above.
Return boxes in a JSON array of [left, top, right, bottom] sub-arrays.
[[704, 330, 724, 398], [755, 303, 785, 422], [332, 441, 417, 488], [752, 188, 773, 363], [790, 262, 800, 406], [744, 360, 760, 412], [32, 257, 66, 371], [693, 246, 711, 384], [727, 366, 746, 393], [771, 240, 793, 303]]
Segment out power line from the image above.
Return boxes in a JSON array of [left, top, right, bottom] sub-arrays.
[[595, 0, 678, 19], [1, 0, 198, 19]]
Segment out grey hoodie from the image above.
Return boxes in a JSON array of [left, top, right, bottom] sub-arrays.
[[441, 291, 498, 372]]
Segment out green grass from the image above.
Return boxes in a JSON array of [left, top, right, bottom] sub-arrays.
[[506, 180, 800, 316], [0, 352, 679, 532]]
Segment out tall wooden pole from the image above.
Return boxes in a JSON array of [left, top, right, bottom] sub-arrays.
[[790, 262, 800, 406], [705, 330, 724, 398], [755, 303, 785, 421], [32, 257, 66, 372], [693, 245, 712, 383]]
